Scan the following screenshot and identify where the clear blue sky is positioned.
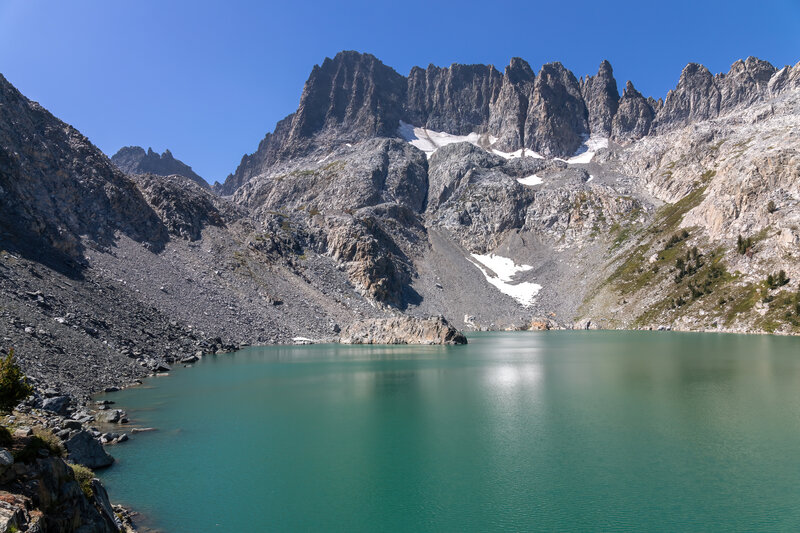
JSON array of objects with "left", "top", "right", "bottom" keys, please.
[{"left": 1, "top": 0, "right": 798, "bottom": 184}]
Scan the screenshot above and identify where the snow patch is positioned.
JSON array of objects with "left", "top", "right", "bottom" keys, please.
[
  {"left": 555, "top": 137, "right": 609, "bottom": 165},
  {"left": 492, "top": 148, "right": 544, "bottom": 160},
  {"left": 587, "top": 174, "right": 595, "bottom": 183},
  {"left": 516, "top": 174, "right": 543, "bottom": 186},
  {"left": 469, "top": 253, "right": 541, "bottom": 307},
  {"left": 398, "top": 121, "right": 481, "bottom": 158}
]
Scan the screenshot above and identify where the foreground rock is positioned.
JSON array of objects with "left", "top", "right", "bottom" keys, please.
[
  {"left": 339, "top": 316, "right": 467, "bottom": 345},
  {"left": 0, "top": 429, "right": 125, "bottom": 532}
]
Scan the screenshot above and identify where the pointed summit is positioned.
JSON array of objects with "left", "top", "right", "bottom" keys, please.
[
  {"left": 582, "top": 60, "right": 619, "bottom": 136},
  {"left": 611, "top": 80, "right": 655, "bottom": 143},
  {"left": 111, "top": 146, "right": 208, "bottom": 187}
]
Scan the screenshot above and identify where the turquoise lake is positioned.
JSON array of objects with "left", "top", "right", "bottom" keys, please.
[{"left": 98, "top": 331, "right": 800, "bottom": 532}]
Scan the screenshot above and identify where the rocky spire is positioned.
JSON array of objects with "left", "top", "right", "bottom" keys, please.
[
  {"left": 488, "top": 57, "right": 535, "bottom": 151},
  {"left": 768, "top": 60, "right": 800, "bottom": 95},
  {"left": 524, "top": 62, "right": 589, "bottom": 156},
  {"left": 611, "top": 81, "right": 655, "bottom": 143},
  {"left": 716, "top": 56, "right": 776, "bottom": 111},
  {"left": 582, "top": 60, "right": 619, "bottom": 137},
  {"left": 653, "top": 63, "right": 721, "bottom": 132}
]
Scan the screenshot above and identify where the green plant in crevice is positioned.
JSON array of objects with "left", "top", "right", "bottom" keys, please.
[{"left": 0, "top": 349, "right": 33, "bottom": 413}]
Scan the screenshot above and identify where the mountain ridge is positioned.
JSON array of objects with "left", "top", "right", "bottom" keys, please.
[
  {"left": 111, "top": 146, "right": 208, "bottom": 188},
  {"left": 219, "top": 51, "right": 799, "bottom": 195}
]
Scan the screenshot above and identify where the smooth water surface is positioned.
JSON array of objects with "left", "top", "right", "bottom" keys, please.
[{"left": 98, "top": 331, "right": 800, "bottom": 531}]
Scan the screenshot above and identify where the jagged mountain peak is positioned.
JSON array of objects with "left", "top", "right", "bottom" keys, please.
[
  {"left": 506, "top": 57, "right": 534, "bottom": 78},
  {"left": 111, "top": 145, "right": 208, "bottom": 188},
  {"left": 582, "top": 59, "right": 620, "bottom": 136},
  {"left": 220, "top": 52, "right": 798, "bottom": 195}
]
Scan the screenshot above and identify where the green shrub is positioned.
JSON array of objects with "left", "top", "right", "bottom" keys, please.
[
  {"left": 32, "top": 427, "right": 65, "bottom": 457},
  {"left": 736, "top": 234, "right": 754, "bottom": 255},
  {"left": 0, "top": 349, "right": 33, "bottom": 413},
  {"left": 70, "top": 463, "right": 95, "bottom": 499}
]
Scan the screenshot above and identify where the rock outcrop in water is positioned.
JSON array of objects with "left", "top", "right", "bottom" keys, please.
[{"left": 339, "top": 316, "right": 467, "bottom": 345}]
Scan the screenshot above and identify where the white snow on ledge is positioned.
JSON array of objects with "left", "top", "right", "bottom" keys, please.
[
  {"left": 398, "top": 121, "right": 481, "bottom": 157},
  {"left": 398, "top": 122, "right": 608, "bottom": 165},
  {"left": 469, "top": 253, "right": 542, "bottom": 307},
  {"left": 555, "top": 137, "right": 609, "bottom": 165},
  {"left": 516, "top": 174, "right": 543, "bottom": 186},
  {"left": 491, "top": 147, "right": 544, "bottom": 160}
]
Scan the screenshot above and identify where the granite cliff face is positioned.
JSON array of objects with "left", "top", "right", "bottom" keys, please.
[
  {"left": 213, "top": 51, "right": 800, "bottom": 336},
  {"left": 407, "top": 63, "right": 502, "bottom": 135},
  {"left": 581, "top": 60, "right": 619, "bottom": 137},
  {"left": 524, "top": 62, "right": 589, "bottom": 156},
  {"left": 488, "top": 58, "right": 535, "bottom": 151},
  {"left": 111, "top": 146, "right": 208, "bottom": 188},
  {"left": 222, "top": 52, "right": 799, "bottom": 197}
]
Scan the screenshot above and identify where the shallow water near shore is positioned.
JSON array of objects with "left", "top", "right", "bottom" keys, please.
[{"left": 98, "top": 331, "right": 800, "bottom": 531}]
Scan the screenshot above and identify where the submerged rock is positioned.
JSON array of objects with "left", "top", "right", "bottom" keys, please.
[{"left": 339, "top": 316, "right": 467, "bottom": 345}]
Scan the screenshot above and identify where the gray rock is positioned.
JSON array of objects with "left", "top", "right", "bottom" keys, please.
[
  {"left": 524, "top": 62, "right": 589, "bottom": 157},
  {"left": 0, "top": 448, "right": 13, "bottom": 466},
  {"left": 90, "top": 478, "right": 122, "bottom": 529},
  {"left": 64, "top": 430, "right": 114, "bottom": 469},
  {"left": 13, "top": 427, "right": 32, "bottom": 438},
  {"left": 612, "top": 81, "right": 655, "bottom": 143},
  {"left": 94, "top": 409, "right": 125, "bottom": 424},
  {"left": 581, "top": 60, "right": 619, "bottom": 137},
  {"left": 488, "top": 58, "right": 536, "bottom": 151},
  {"left": 41, "top": 395, "right": 71, "bottom": 415},
  {"left": 407, "top": 62, "right": 502, "bottom": 135}
]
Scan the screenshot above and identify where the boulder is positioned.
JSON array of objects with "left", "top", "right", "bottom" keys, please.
[
  {"left": 94, "top": 409, "right": 125, "bottom": 424},
  {"left": 64, "top": 431, "right": 114, "bottom": 469},
  {"left": 41, "top": 395, "right": 71, "bottom": 415},
  {"left": 0, "top": 448, "right": 13, "bottom": 467},
  {"left": 90, "top": 478, "right": 122, "bottom": 530}
]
